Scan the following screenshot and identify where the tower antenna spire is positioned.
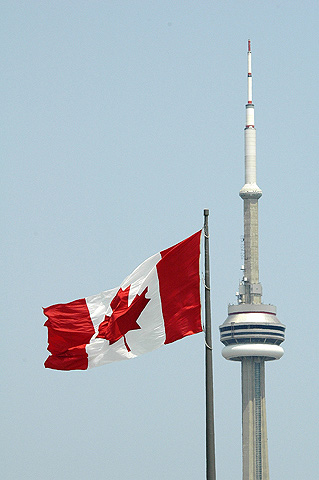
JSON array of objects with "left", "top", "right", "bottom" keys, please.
[
  {"left": 239, "top": 38, "right": 262, "bottom": 304},
  {"left": 219, "top": 41, "right": 286, "bottom": 480}
]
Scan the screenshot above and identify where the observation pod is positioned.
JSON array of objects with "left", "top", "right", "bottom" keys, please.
[{"left": 220, "top": 304, "right": 285, "bottom": 361}]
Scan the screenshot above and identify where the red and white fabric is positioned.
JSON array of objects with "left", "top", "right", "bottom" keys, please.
[{"left": 44, "top": 230, "right": 202, "bottom": 370}]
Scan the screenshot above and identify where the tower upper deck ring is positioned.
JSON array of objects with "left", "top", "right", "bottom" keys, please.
[{"left": 219, "top": 304, "right": 286, "bottom": 360}]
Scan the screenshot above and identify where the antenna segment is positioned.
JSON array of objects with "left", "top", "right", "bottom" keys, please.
[{"left": 239, "top": 39, "right": 262, "bottom": 304}]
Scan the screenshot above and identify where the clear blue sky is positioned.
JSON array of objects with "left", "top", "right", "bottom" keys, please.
[{"left": 2, "top": 2, "right": 318, "bottom": 479}]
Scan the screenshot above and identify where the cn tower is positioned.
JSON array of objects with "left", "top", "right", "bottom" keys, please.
[{"left": 219, "top": 41, "right": 286, "bottom": 480}]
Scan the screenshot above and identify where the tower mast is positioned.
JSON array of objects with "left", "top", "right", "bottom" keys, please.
[
  {"left": 239, "top": 38, "right": 262, "bottom": 304},
  {"left": 219, "top": 41, "right": 286, "bottom": 480}
]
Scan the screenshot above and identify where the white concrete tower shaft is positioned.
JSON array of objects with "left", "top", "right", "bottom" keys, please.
[{"left": 219, "top": 40, "right": 285, "bottom": 480}]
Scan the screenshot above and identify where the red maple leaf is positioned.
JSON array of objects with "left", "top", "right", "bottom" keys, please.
[{"left": 97, "top": 285, "right": 150, "bottom": 351}]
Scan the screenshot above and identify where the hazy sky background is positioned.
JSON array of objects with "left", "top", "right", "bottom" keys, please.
[{"left": 2, "top": 1, "right": 318, "bottom": 479}]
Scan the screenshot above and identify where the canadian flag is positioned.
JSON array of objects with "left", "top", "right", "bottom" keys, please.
[{"left": 44, "top": 231, "right": 202, "bottom": 370}]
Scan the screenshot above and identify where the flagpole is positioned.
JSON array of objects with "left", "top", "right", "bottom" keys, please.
[{"left": 204, "top": 209, "right": 216, "bottom": 480}]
